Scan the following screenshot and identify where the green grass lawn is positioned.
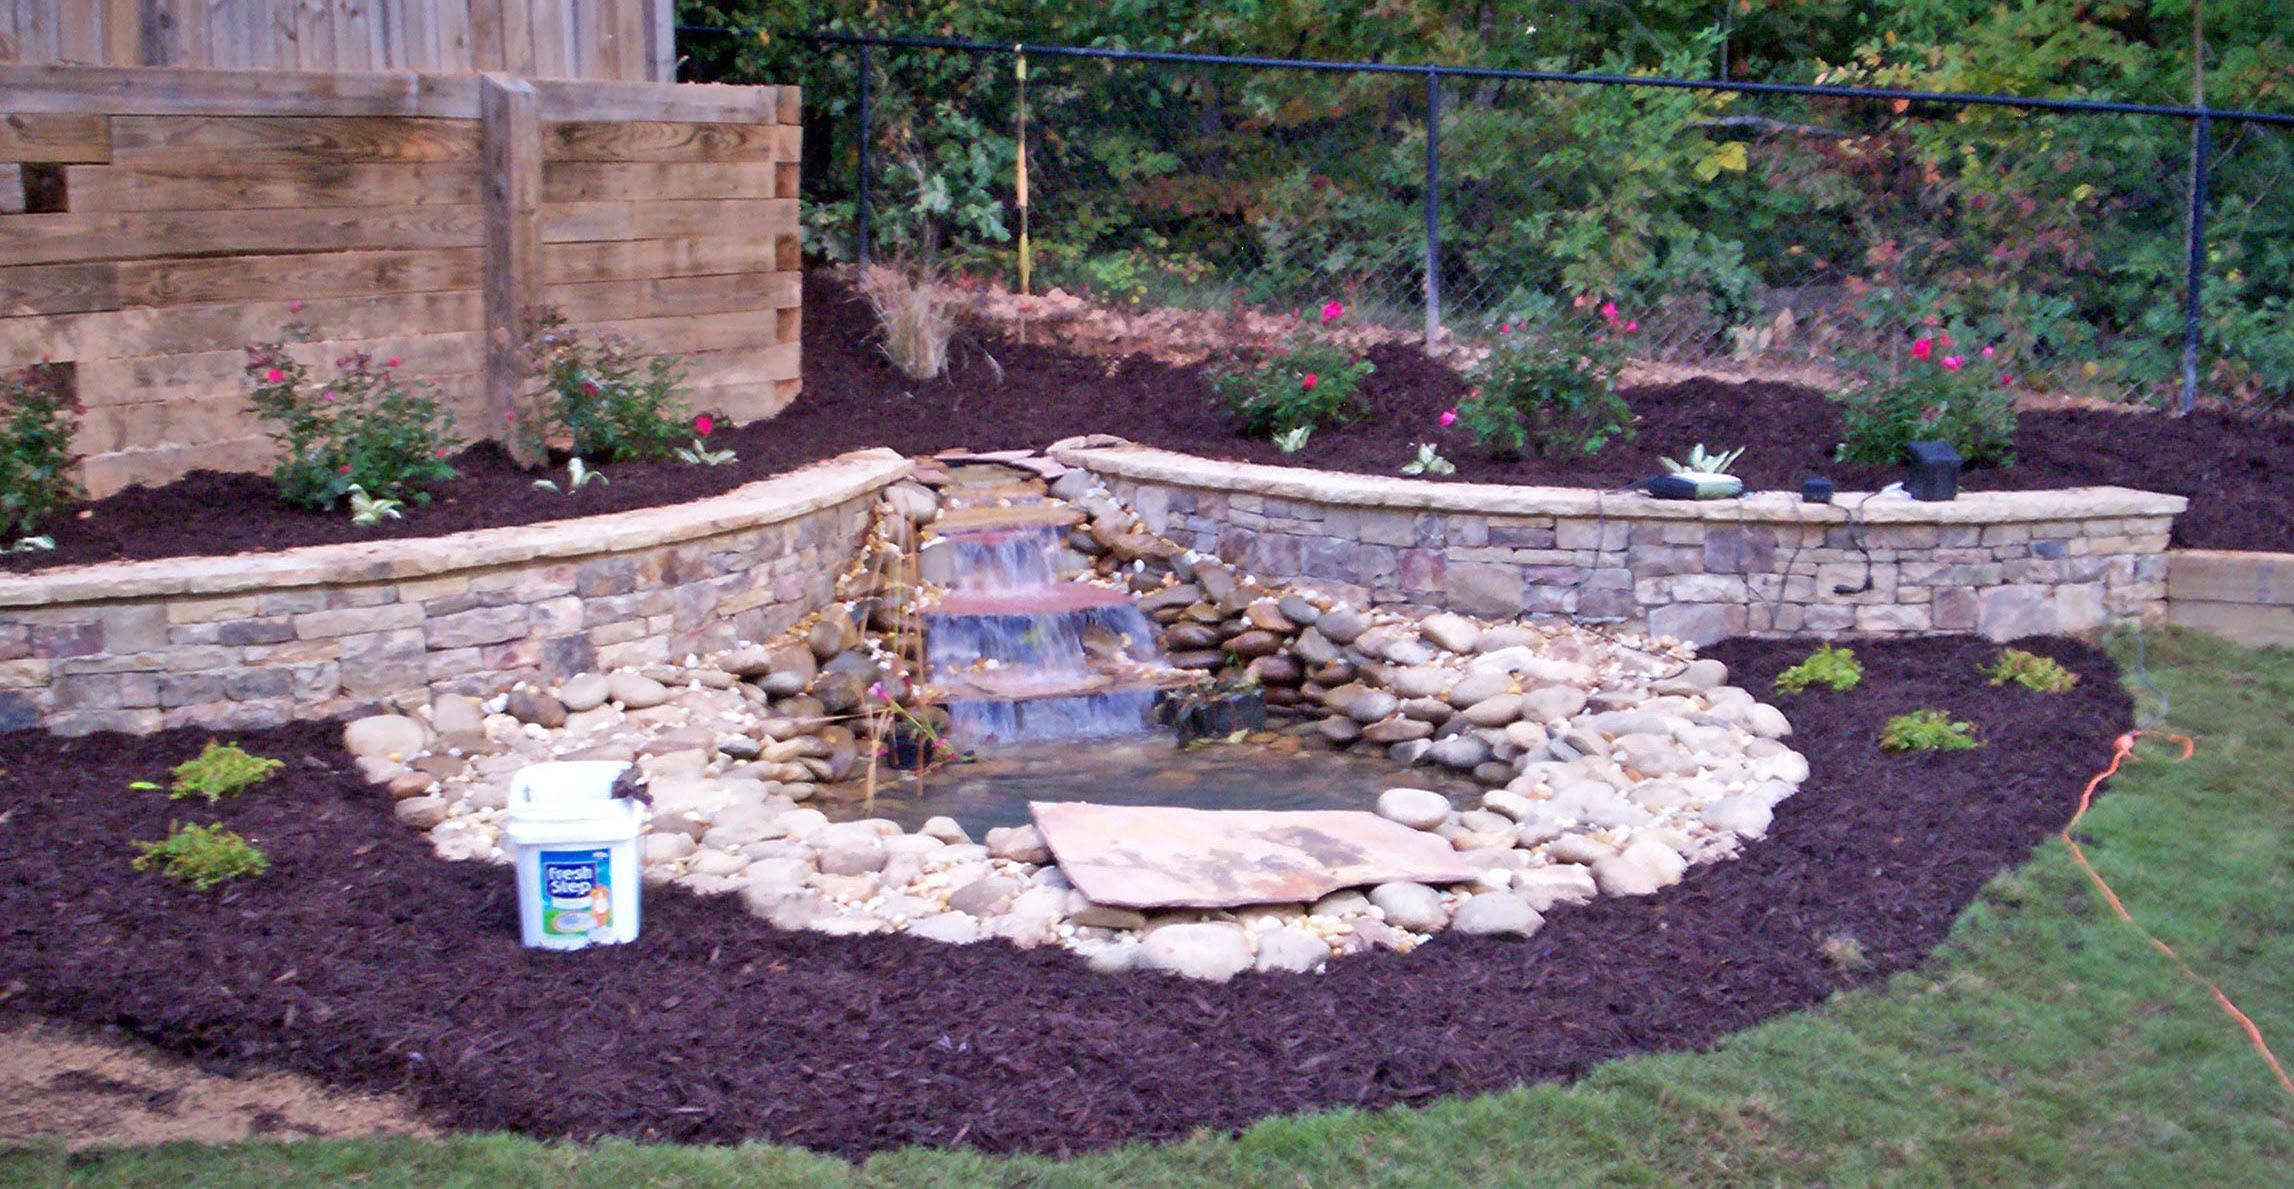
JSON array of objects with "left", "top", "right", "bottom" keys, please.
[{"left": 7, "top": 629, "right": 2290, "bottom": 1187}]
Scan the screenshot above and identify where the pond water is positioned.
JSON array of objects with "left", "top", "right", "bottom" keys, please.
[{"left": 815, "top": 725, "right": 1480, "bottom": 835}]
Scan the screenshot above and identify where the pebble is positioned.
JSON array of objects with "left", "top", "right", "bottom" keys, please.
[
  {"left": 1375, "top": 786, "right": 1451, "bottom": 830},
  {"left": 606, "top": 671, "right": 669, "bottom": 710},
  {"left": 1449, "top": 893, "right": 1543, "bottom": 937},
  {"left": 1368, "top": 881, "right": 1448, "bottom": 931},
  {"left": 1138, "top": 922, "right": 1255, "bottom": 982},
  {"left": 345, "top": 715, "right": 428, "bottom": 762}
]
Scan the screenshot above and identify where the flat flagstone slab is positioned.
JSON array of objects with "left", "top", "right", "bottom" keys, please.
[{"left": 1031, "top": 802, "right": 1476, "bottom": 909}]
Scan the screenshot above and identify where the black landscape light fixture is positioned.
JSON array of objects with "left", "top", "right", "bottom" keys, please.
[
  {"left": 1801, "top": 476, "right": 1834, "bottom": 504},
  {"left": 1902, "top": 440, "right": 1962, "bottom": 502}
]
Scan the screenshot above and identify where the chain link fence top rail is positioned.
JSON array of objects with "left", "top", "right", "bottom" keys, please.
[{"left": 685, "top": 28, "right": 2294, "bottom": 413}]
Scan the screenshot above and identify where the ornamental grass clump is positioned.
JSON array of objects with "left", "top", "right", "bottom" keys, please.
[
  {"left": 1833, "top": 329, "right": 2018, "bottom": 467},
  {"left": 1983, "top": 647, "right": 2080, "bottom": 693},
  {"left": 246, "top": 332, "right": 462, "bottom": 510},
  {"left": 1455, "top": 297, "right": 1634, "bottom": 458},
  {"left": 1213, "top": 300, "right": 1375, "bottom": 438},
  {"left": 167, "top": 741, "right": 283, "bottom": 804},
  {"left": 132, "top": 822, "right": 269, "bottom": 890},
  {"left": 0, "top": 363, "right": 81, "bottom": 541},
  {"left": 526, "top": 310, "right": 692, "bottom": 463},
  {"left": 1774, "top": 644, "right": 1864, "bottom": 694},
  {"left": 1880, "top": 709, "right": 1981, "bottom": 752},
  {"left": 859, "top": 263, "right": 959, "bottom": 381}
]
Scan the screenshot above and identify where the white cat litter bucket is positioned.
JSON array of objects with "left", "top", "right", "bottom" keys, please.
[{"left": 505, "top": 760, "right": 645, "bottom": 950}]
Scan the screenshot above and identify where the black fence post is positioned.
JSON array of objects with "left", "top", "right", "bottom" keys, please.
[
  {"left": 2178, "top": 112, "right": 2211, "bottom": 416},
  {"left": 1423, "top": 67, "right": 1442, "bottom": 345},
  {"left": 856, "top": 43, "right": 874, "bottom": 268}
]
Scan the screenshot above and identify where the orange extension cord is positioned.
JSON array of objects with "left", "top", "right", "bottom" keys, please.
[{"left": 2063, "top": 730, "right": 2294, "bottom": 1097}]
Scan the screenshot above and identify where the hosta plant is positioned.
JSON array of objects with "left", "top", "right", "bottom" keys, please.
[
  {"left": 1661, "top": 443, "right": 1745, "bottom": 475},
  {"left": 1399, "top": 442, "right": 1455, "bottom": 476},
  {"left": 674, "top": 415, "right": 737, "bottom": 467},
  {"left": 1272, "top": 426, "right": 1313, "bottom": 454},
  {"left": 533, "top": 457, "right": 606, "bottom": 494},
  {"left": 345, "top": 484, "right": 403, "bottom": 526}
]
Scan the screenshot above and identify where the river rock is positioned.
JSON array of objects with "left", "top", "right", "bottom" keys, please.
[
  {"left": 811, "top": 672, "right": 865, "bottom": 715},
  {"left": 1390, "top": 665, "right": 1453, "bottom": 699},
  {"left": 1362, "top": 717, "right": 1433, "bottom": 744},
  {"left": 1450, "top": 893, "right": 1543, "bottom": 937},
  {"left": 949, "top": 875, "right": 1024, "bottom": 916},
  {"left": 1138, "top": 922, "right": 1254, "bottom": 982},
  {"left": 718, "top": 645, "right": 774, "bottom": 678},
  {"left": 1226, "top": 629, "right": 1283, "bottom": 659},
  {"left": 1277, "top": 594, "right": 1321, "bottom": 625},
  {"left": 985, "top": 824, "right": 1052, "bottom": 864},
  {"left": 345, "top": 715, "right": 428, "bottom": 761},
  {"left": 1419, "top": 612, "right": 1482, "bottom": 653},
  {"left": 1428, "top": 733, "right": 1492, "bottom": 771},
  {"left": 1343, "top": 689, "right": 1401, "bottom": 724},
  {"left": 1461, "top": 694, "right": 1523, "bottom": 728},
  {"left": 1702, "top": 796, "right": 1775, "bottom": 838},
  {"left": 906, "top": 913, "right": 981, "bottom": 944},
  {"left": 1745, "top": 703, "right": 1792, "bottom": 738},
  {"left": 816, "top": 837, "right": 887, "bottom": 876},
  {"left": 1514, "top": 864, "right": 1599, "bottom": 910},
  {"left": 1317, "top": 716, "right": 1362, "bottom": 745},
  {"left": 1544, "top": 834, "right": 1619, "bottom": 865},
  {"left": 1518, "top": 685, "right": 1590, "bottom": 724},
  {"left": 607, "top": 671, "right": 669, "bottom": 710},
  {"left": 641, "top": 832, "right": 696, "bottom": 864},
  {"left": 392, "top": 794, "right": 448, "bottom": 830},
  {"left": 1369, "top": 881, "right": 1448, "bottom": 931},
  {"left": 1316, "top": 606, "right": 1371, "bottom": 644},
  {"left": 502, "top": 687, "right": 566, "bottom": 729},
  {"left": 1254, "top": 926, "right": 1330, "bottom": 974},
  {"left": 1592, "top": 837, "right": 1689, "bottom": 896},
  {"left": 1375, "top": 786, "right": 1451, "bottom": 830},
  {"left": 430, "top": 694, "right": 484, "bottom": 737},
  {"left": 1679, "top": 658, "right": 1728, "bottom": 689},
  {"left": 920, "top": 815, "right": 971, "bottom": 845},
  {"left": 556, "top": 672, "right": 611, "bottom": 712},
  {"left": 1068, "top": 895, "right": 1148, "bottom": 931},
  {"left": 808, "top": 606, "right": 862, "bottom": 660}
]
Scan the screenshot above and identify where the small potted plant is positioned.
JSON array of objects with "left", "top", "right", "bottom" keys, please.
[{"left": 1650, "top": 443, "right": 1745, "bottom": 500}]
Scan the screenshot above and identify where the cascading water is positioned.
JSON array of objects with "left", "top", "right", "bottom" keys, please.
[{"left": 923, "top": 521, "right": 1185, "bottom": 744}]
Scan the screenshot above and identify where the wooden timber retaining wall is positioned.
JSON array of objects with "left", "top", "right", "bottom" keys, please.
[
  {"left": 1, "top": 63, "right": 800, "bottom": 495},
  {"left": 0, "top": 1, "right": 675, "bottom": 82}
]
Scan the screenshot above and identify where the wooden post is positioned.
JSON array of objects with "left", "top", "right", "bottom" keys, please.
[{"left": 481, "top": 72, "right": 544, "bottom": 467}]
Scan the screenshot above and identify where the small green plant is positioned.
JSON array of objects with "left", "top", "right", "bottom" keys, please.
[
  {"left": 1455, "top": 298, "right": 1635, "bottom": 458},
  {"left": 1880, "top": 709, "right": 1981, "bottom": 752},
  {"left": 131, "top": 822, "right": 270, "bottom": 890},
  {"left": 0, "top": 363, "right": 83, "bottom": 539},
  {"left": 1983, "top": 648, "right": 2080, "bottom": 693},
  {"left": 533, "top": 457, "right": 606, "bottom": 494},
  {"left": 1774, "top": 644, "right": 1864, "bottom": 693},
  {"left": 1398, "top": 442, "right": 1455, "bottom": 476},
  {"left": 526, "top": 310, "right": 692, "bottom": 463},
  {"left": 1213, "top": 301, "right": 1375, "bottom": 436},
  {"left": 167, "top": 740, "right": 283, "bottom": 803},
  {"left": 1271, "top": 426, "right": 1312, "bottom": 454},
  {"left": 1661, "top": 443, "right": 1745, "bottom": 475},
  {"left": 673, "top": 415, "right": 737, "bottom": 466},
  {"left": 1818, "top": 931, "right": 1871, "bottom": 973},
  {"left": 245, "top": 334, "right": 461, "bottom": 510},
  {"left": 1833, "top": 330, "right": 2017, "bottom": 467},
  {"left": 345, "top": 484, "right": 403, "bottom": 526}
]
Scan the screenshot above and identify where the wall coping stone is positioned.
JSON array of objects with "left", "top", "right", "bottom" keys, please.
[
  {"left": 1048, "top": 440, "right": 2187, "bottom": 526},
  {"left": 0, "top": 449, "right": 911, "bottom": 609}
]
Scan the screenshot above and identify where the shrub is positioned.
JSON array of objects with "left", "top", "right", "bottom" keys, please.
[
  {"left": 1983, "top": 648, "right": 2080, "bottom": 693},
  {"left": 1455, "top": 298, "right": 1634, "bottom": 458},
  {"left": 526, "top": 311, "right": 692, "bottom": 463},
  {"left": 1879, "top": 709, "right": 1981, "bottom": 752},
  {"left": 1833, "top": 331, "right": 2018, "bottom": 467},
  {"left": 1774, "top": 643, "right": 1863, "bottom": 693},
  {"left": 1212, "top": 302, "right": 1375, "bottom": 438},
  {"left": 131, "top": 821, "right": 269, "bottom": 890},
  {"left": 858, "top": 264, "right": 960, "bottom": 381},
  {"left": 246, "top": 336, "right": 461, "bottom": 510},
  {"left": 0, "top": 364, "right": 82, "bottom": 539},
  {"left": 168, "top": 741, "right": 283, "bottom": 803}
]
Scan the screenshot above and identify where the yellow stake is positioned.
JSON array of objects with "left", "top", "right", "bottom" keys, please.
[{"left": 1015, "top": 48, "right": 1032, "bottom": 296}]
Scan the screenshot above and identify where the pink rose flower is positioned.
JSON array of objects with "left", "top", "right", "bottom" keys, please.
[
  {"left": 1439, "top": 408, "right": 1458, "bottom": 427},
  {"left": 694, "top": 414, "right": 715, "bottom": 437},
  {"left": 384, "top": 357, "right": 401, "bottom": 368},
  {"left": 1599, "top": 301, "right": 1619, "bottom": 322},
  {"left": 1320, "top": 300, "right": 1345, "bottom": 324},
  {"left": 1941, "top": 355, "right": 1965, "bottom": 371},
  {"left": 1980, "top": 345, "right": 1995, "bottom": 358},
  {"left": 1499, "top": 321, "right": 1513, "bottom": 334},
  {"left": 1623, "top": 319, "right": 1639, "bottom": 333},
  {"left": 1911, "top": 338, "right": 1933, "bottom": 360},
  {"left": 338, "top": 465, "right": 352, "bottom": 474},
  {"left": 1999, "top": 373, "right": 2017, "bottom": 387},
  {"left": 1301, "top": 373, "right": 1320, "bottom": 390},
  {"left": 264, "top": 368, "right": 284, "bottom": 383}
]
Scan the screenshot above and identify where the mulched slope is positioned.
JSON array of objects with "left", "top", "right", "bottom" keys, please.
[
  {"left": 11, "top": 273, "right": 2287, "bottom": 573},
  {"left": 0, "top": 635, "right": 2128, "bottom": 1158}
]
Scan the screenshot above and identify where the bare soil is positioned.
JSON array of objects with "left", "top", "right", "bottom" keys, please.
[{"left": 0, "top": 635, "right": 2131, "bottom": 1157}]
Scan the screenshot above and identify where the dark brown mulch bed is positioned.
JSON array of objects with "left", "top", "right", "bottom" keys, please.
[
  {"left": 11, "top": 272, "right": 2288, "bottom": 573},
  {"left": 0, "top": 635, "right": 2128, "bottom": 1157}
]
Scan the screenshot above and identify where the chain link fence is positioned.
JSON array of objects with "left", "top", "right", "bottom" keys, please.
[{"left": 690, "top": 30, "right": 2294, "bottom": 413}]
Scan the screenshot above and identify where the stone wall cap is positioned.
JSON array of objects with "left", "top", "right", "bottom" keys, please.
[
  {"left": 0, "top": 449, "right": 911, "bottom": 608},
  {"left": 1050, "top": 442, "right": 2188, "bottom": 526}
]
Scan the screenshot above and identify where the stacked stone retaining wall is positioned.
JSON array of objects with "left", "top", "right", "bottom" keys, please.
[
  {"left": 0, "top": 450, "right": 907, "bottom": 735},
  {"left": 1052, "top": 442, "right": 2185, "bottom": 645}
]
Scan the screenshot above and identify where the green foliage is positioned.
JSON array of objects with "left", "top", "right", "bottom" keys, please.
[
  {"left": 0, "top": 364, "right": 82, "bottom": 539},
  {"left": 1211, "top": 308, "right": 1375, "bottom": 436},
  {"left": 526, "top": 312, "right": 692, "bottom": 464},
  {"left": 1879, "top": 708, "right": 1981, "bottom": 752},
  {"left": 131, "top": 821, "right": 269, "bottom": 890},
  {"left": 245, "top": 333, "right": 461, "bottom": 511},
  {"left": 1984, "top": 647, "right": 2081, "bottom": 693},
  {"left": 167, "top": 741, "right": 283, "bottom": 803},
  {"left": 1774, "top": 644, "right": 1864, "bottom": 694},
  {"left": 1456, "top": 298, "right": 1635, "bottom": 458},
  {"left": 1833, "top": 329, "right": 2019, "bottom": 466}
]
